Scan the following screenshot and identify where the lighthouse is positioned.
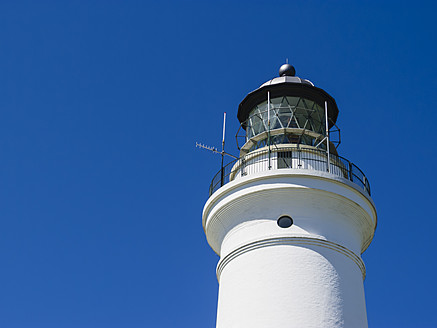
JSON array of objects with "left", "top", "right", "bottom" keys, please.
[{"left": 202, "top": 64, "right": 377, "bottom": 328}]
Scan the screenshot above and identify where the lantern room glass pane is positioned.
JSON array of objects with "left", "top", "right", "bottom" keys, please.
[{"left": 245, "top": 96, "right": 327, "bottom": 147}]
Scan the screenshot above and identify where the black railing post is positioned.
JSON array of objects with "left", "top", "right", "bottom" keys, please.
[
  {"left": 241, "top": 157, "right": 246, "bottom": 176},
  {"left": 349, "top": 162, "right": 353, "bottom": 182},
  {"left": 298, "top": 147, "right": 302, "bottom": 168}
]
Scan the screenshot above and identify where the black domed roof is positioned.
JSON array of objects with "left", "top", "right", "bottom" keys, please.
[{"left": 237, "top": 67, "right": 339, "bottom": 129}]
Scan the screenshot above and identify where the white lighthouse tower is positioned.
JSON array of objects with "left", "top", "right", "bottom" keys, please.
[{"left": 202, "top": 64, "right": 377, "bottom": 328}]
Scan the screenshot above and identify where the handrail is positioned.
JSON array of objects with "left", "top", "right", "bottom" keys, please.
[{"left": 209, "top": 146, "right": 371, "bottom": 197}]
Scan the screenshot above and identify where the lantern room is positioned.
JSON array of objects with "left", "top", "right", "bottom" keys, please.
[{"left": 236, "top": 64, "right": 339, "bottom": 155}]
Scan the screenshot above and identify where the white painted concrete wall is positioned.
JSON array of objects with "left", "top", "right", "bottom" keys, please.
[
  {"left": 203, "top": 170, "right": 376, "bottom": 328},
  {"left": 217, "top": 243, "right": 367, "bottom": 328}
]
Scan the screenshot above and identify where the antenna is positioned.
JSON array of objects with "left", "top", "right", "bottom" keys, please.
[
  {"left": 220, "top": 113, "right": 226, "bottom": 185},
  {"left": 195, "top": 142, "right": 218, "bottom": 153},
  {"left": 222, "top": 112, "right": 226, "bottom": 153},
  {"left": 325, "top": 101, "right": 330, "bottom": 173},
  {"left": 195, "top": 112, "right": 238, "bottom": 160},
  {"left": 196, "top": 112, "right": 237, "bottom": 188},
  {"left": 195, "top": 142, "right": 238, "bottom": 159}
]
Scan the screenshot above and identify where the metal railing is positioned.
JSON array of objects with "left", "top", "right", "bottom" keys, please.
[{"left": 208, "top": 146, "right": 371, "bottom": 197}]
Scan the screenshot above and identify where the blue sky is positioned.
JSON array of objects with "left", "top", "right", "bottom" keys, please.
[{"left": 0, "top": 1, "right": 436, "bottom": 327}]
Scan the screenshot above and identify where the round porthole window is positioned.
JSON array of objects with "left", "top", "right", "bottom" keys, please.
[{"left": 277, "top": 216, "right": 293, "bottom": 228}]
